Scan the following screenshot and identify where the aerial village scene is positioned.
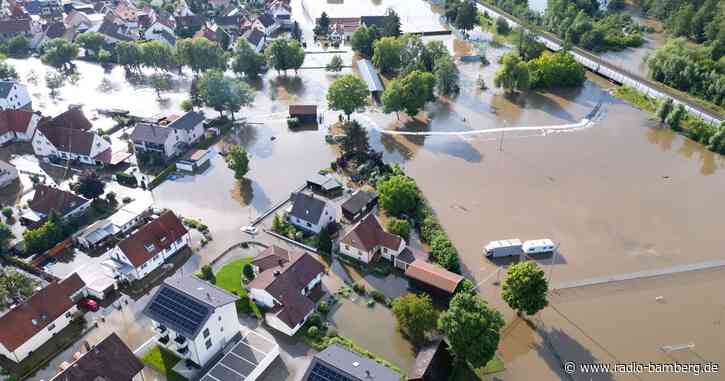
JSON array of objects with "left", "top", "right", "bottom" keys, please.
[{"left": 0, "top": 0, "right": 724, "bottom": 379}]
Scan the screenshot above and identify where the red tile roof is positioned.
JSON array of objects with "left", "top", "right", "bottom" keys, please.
[
  {"left": 29, "top": 185, "right": 89, "bottom": 217},
  {"left": 340, "top": 213, "right": 403, "bottom": 253},
  {"left": 117, "top": 211, "right": 188, "bottom": 268},
  {"left": 42, "top": 109, "right": 93, "bottom": 131},
  {"left": 0, "top": 110, "right": 34, "bottom": 135},
  {"left": 0, "top": 274, "right": 85, "bottom": 352},
  {"left": 404, "top": 260, "right": 463, "bottom": 294}
]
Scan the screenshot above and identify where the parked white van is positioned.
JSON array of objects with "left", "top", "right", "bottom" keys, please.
[{"left": 521, "top": 239, "right": 558, "bottom": 255}]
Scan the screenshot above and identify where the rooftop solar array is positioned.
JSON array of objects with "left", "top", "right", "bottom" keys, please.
[
  {"left": 306, "top": 363, "right": 355, "bottom": 381},
  {"left": 201, "top": 331, "right": 279, "bottom": 381},
  {"left": 145, "top": 286, "right": 211, "bottom": 338}
]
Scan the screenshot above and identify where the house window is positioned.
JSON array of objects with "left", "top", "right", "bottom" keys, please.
[
  {"left": 203, "top": 328, "right": 210, "bottom": 338},
  {"left": 306, "top": 222, "right": 311, "bottom": 228},
  {"left": 47, "top": 324, "right": 56, "bottom": 331},
  {"left": 218, "top": 316, "right": 222, "bottom": 321},
  {"left": 65, "top": 312, "right": 71, "bottom": 318},
  {"left": 205, "top": 339, "right": 212, "bottom": 349}
]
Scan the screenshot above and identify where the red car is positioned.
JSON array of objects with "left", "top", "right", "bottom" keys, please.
[{"left": 78, "top": 298, "right": 99, "bottom": 312}]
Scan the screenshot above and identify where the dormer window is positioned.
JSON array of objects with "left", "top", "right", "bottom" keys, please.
[{"left": 144, "top": 243, "right": 156, "bottom": 252}]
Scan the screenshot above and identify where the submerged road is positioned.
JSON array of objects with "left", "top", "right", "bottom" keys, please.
[{"left": 472, "top": 0, "right": 723, "bottom": 125}]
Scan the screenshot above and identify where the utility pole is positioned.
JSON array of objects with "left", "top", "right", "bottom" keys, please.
[{"left": 498, "top": 120, "right": 506, "bottom": 152}]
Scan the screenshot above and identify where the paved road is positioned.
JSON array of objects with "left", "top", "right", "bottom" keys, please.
[{"left": 472, "top": 0, "right": 723, "bottom": 125}]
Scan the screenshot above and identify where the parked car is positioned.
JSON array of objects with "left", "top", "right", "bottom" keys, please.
[{"left": 78, "top": 298, "right": 99, "bottom": 312}]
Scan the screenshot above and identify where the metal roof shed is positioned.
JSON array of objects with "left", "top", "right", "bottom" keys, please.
[{"left": 356, "top": 59, "right": 384, "bottom": 93}]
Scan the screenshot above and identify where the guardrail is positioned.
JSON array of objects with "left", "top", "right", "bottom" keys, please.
[{"left": 473, "top": 0, "right": 723, "bottom": 125}]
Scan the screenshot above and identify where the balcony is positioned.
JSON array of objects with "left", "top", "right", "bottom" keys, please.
[
  {"left": 156, "top": 324, "right": 167, "bottom": 334},
  {"left": 174, "top": 335, "right": 187, "bottom": 347},
  {"left": 158, "top": 334, "right": 170, "bottom": 345}
]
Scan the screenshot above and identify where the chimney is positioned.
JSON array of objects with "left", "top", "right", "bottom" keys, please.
[
  {"left": 278, "top": 259, "right": 284, "bottom": 267},
  {"left": 206, "top": 292, "right": 212, "bottom": 301},
  {"left": 365, "top": 370, "right": 372, "bottom": 379},
  {"left": 83, "top": 340, "right": 92, "bottom": 352}
]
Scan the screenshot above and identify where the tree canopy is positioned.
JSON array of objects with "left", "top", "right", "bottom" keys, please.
[
  {"left": 377, "top": 175, "right": 419, "bottom": 217},
  {"left": 198, "top": 70, "right": 253, "bottom": 118},
  {"left": 340, "top": 121, "right": 370, "bottom": 156},
  {"left": 232, "top": 39, "right": 266, "bottom": 79},
  {"left": 351, "top": 25, "right": 380, "bottom": 57},
  {"left": 501, "top": 261, "right": 549, "bottom": 316},
  {"left": 326, "top": 74, "right": 369, "bottom": 120},
  {"left": 438, "top": 293, "right": 505, "bottom": 368},
  {"left": 434, "top": 56, "right": 460, "bottom": 97},
  {"left": 392, "top": 293, "right": 438, "bottom": 346},
  {"left": 41, "top": 39, "right": 79, "bottom": 71},
  {"left": 382, "top": 8, "right": 402, "bottom": 37},
  {"left": 226, "top": 144, "right": 250, "bottom": 179},
  {"left": 382, "top": 70, "right": 435, "bottom": 118},
  {"left": 176, "top": 38, "right": 227, "bottom": 73},
  {"left": 372, "top": 37, "right": 404, "bottom": 74},
  {"left": 494, "top": 52, "right": 530, "bottom": 93},
  {"left": 76, "top": 32, "right": 105, "bottom": 57},
  {"left": 265, "top": 38, "right": 305, "bottom": 75},
  {"left": 527, "top": 51, "right": 585, "bottom": 89},
  {"left": 72, "top": 172, "right": 106, "bottom": 199}
]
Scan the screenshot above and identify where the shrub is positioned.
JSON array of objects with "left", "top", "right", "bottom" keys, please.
[
  {"left": 1, "top": 207, "right": 12, "bottom": 219},
  {"left": 317, "top": 301, "right": 330, "bottom": 315},
  {"left": 352, "top": 282, "right": 366, "bottom": 295},
  {"left": 366, "top": 299, "right": 375, "bottom": 307},
  {"left": 308, "top": 313, "right": 323, "bottom": 327},
  {"left": 287, "top": 117, "right": 300, "bottom": 128},
  {"left": 122, "top": 196, "right": 133, "bottom": 204},
  {"left": 495, "top": 17, "right": 510, "bottom": 34},
  {"left": 385, "top": 217, "right": 410, "bottom": 240},
  {"left": 115, "top": 172, "right": 137, "bottom": 187},
  {"left": 243, "top": 263, "right": 255, "bottom": 281},
  {"left": 370, "top": 290, "right": 387, "bottom": 305},
  {"left": 307, "top": 326, "right": 319, "bottom": 338},
  {"left": 199, "top": 265, "right": 216, "bottom": 283}
]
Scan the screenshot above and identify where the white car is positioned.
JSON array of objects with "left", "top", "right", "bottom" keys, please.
[{"left": 241, "top": 226, "right": 258, "bottom": 235}]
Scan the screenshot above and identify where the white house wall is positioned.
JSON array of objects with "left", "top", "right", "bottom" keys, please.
[{"left": 0, "top": 305, "right": 79, "bottom": 362}]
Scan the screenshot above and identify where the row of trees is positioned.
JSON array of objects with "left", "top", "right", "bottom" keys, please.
[
  {"left": 656, "top": 98, "right": 725, "bottom": 155},
  {"left": 495, "top": 48, "right": 586, "bottom": 94},
  {"left": 392, "top": 261, "right": 549, "bottom": 368}
]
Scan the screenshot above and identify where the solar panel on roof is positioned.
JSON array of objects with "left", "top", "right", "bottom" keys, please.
[
  {"left": 146, "top": 287, "right": 210, "bottom": 337},
  {"left": 307, "top": 363, "right": 356, "bottom": 381}
]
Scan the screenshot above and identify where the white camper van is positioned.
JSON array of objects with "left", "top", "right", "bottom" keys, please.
[
  {"left": 521, "top": 239, "right": 558, "bottom": 255},
  {"left": 484, "top": 239, "right": 523, "bottom": 258}
]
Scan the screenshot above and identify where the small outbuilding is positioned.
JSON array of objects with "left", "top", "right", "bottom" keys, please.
[
  {"left": 407, "top": 337, "right": 454, "bottom": 381},
  {"left": 176, "top": 148, "right": 210, "bottom": 173},
  {"left": 306, "top": 173, "right": 342, "bottom": 198},
  {"left": 405, "top": 259, "right": 464, "bottom": 306},
  {"left": 289, "top": 105, "right": 318, "bottom": 124},
  {"left": 340, "top": 190, "right": 378, "bottom": 222},
  {"left": 356, "top": 59, "right": 384, "bottom": 94}
]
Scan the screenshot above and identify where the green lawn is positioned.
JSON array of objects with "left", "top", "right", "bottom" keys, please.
[
  {"left": 141, "top": 345, "right": 186, "bottom": 381},
  {"left": 215, "top": 257, "right": 261, "bottom": 318},
  {"left": 449, "top": 356, "right": 506, "bottom": 381}
]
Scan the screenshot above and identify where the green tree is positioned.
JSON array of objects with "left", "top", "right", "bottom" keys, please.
[
  {"left": 372, "top": 36, "right": 404, "bottom": 74},
  {"left": 318, "top": 225, "right": 333, "bottom": 254},
  {"left": 140, "top": 40, "right": 176, "bottom": 71},
  {"left": 392, "top": 293, "right": 438, "bottom": 346},
  {"left": 232, "top": 40, "right": 266, "bottom": 79},
  {"left": 45, "top": 71, "right": 65, "bottom": 96},
  {"left": 176, "top": 38, "right": 227, "bottom": 74},
  {"left": 226, "top": 144, "right": 250, "bottom": 179},
  {"left": 23, "top": 212, "right": 69, "bottom": 255},
  {"left": 708, "top": 125, "right": 725, "bottom": 154},
  {"left": 377, "top": 175, "right": 419, "bottom": 217},
  {"left": 148, "top": 73, "right": 172, "bottom": 99},
  {"left": 527, "top": 51, "right": 585, "bottom": 89},
  {"left": 0, "top": 61, "right": 18, "bottom": 81},
  {"left": 438, "top": 293, "right": 505, "bottom": 368},
  {"left": 243, "top": 263, "right": 255, "bottom": 280},
  {"left": 198, "top": 70, "right": 253, "bottom": 118},
  {"left": 494, "top": 52, "right": 529, "bottom": 94},
  {"left": 97, "top": 49, "right": 112, "bottom": 64},
  {"left": 454, "top": 1, "right": 477, "bottom": 32},
  {"left": 115, "top": 41, "right": 143, "bottom": 72},
  {"left": 41, "top": 39, "right": 79, "bottom": 71},
  {"left": 501, "top": 261, "right": 549, "bottom": 316},
  {"left": 325, "top": 55, "right": 344, "bottom": 72},
  {"left": 0, "top": 222, "right": 13, "bottom": 251},
  {"left": 513, "top": 28, "right": 545, "bottom": 61},
  {"left": 665, "top": 104, "right": 686, "bottom": 131},
  {"left": 656, "top": 98, "right": 674, "bottom": 123},
  {"left": 385, "top": 217, "right": 410, "bottom": 240},
  {"left": 76, "top": 32, "right": 105, "bottom": 58},
  {"left": 340, "top": 120, "right": 370, "bottom": 156},
  {"left": 180, "top": 99, "right": 194, "bottom": 112},
  {"left": 72, "top": 172, "right": 105, "bottom": 199},
  {"left": 495, "top": 16, "right": 510, "bottom": 34},
  {"left": 382, "top": 8, "right": 402, "bottom": 37},
  {"left": 5, "top": 35, "right": 30, "bottom": 57},
  {"left": 327, "top": 74, "right": 369, "bottom": 120},
  {"left": 434, "top": 56, "right": 460, "bottom": 97},
  {"left": 430, "top": 231, "right": 460, "bottom": 272},
  {"left": 265, "top": 38, "right": 305, "bottom": 76},
  {"left": 291, "top": 21, "right": 302, "bottom": 41},
  {"left": 382, "top": 70, "right": 435, "bottom": 118},
  {"left": 0, "top": 270, "right": 37, "bottom": 305},
  {"left": 315, "top": 11, "right": 331, "bottom": 36},
  {"left": 351, "top": 25, "right": 380, "bottom": 57}
]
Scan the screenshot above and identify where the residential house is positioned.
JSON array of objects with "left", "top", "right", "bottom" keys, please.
[
  {"left": 0, "top": 274, "right": 86, "bottom": 363},
  {"left": 0, "top": 160, "right": 19, "bottom": 188},
  {"left": 32, "top": 21, "right": 74, "bottom": 49},
  {"left": 0, "top": 81, "right": 32, "bottom": 110},
  {"left": 143, "top": 275, "right": 239, "bottom": 367},
  {"left": 301, "top": 344, "right": 400, "bottom": 381},
  {"left": 130, "top": 123, "right": 175, "bottom": 159},
  {"left": 287, "top": 192, "right": 336, "bottom": 234},
  {"left": 144, "top": 19, "right": 176, "bottom": 46},
  {"left": 50, "top": 333, "right": 145, "bottom": 381},
  {"left": 165, "top": 110, "right": 204, "bottom": 147},
  {"left": 339, "top": 213, "right": 406, "bottom": 265},
  {"left": 0, "top": 109, "right": 40, "bottom": 144},
  {"left": 254, "top": 13, "right": 279, "bottom": 36},
  {"left": 32, "top": 109, "right": 112, "bottom": 165},
  {"left": 248, "top": 246, "right": 325, "bottom": 336},
  {"left": 94, "top": 15, "right": 138, "bottom": 44},
  {"left": 105, "top": 0, "right": 139, "bottom": 30},
  {"left": 109, "top": 211, "right": 189, "bottom": 281},
  {"left": 266, "top": 0, "right": 291, "bottom": 27},
  {"left": 340, "top": 190, "right": 378, "bottom": 222},
  {"left": 20, "top": 184, "right": 91, "bottom": 226},
  {"left": 22, "top": 0, "right": 63, "bottom": 19},
  {"left": 176, "top": 148, "right": 210, "bottom": 173},
  {"left": 404, "top": 259, "right": 464, "bottom": 305},
  {"left": 328, "top": 17, "right": 360, "bottom": 42},
  {"left": 64, "top": 10, "right": 94, "bottom": 33},
  {"left": 244, "top": 27, "right": 265, "bottom": 53},
  {"left": 175, "top": 14, "right": 204, "bottom": 35},
  {"left": 360, "top": 15, "right": 386, "bottom": 29},
  {"left": 193, "top": 23, "right": 230, "bottom": 47}
]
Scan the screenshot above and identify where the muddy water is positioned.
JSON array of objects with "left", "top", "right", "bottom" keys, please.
[{"left": 327, "top": 298, "right": 415, "bottom": 369}]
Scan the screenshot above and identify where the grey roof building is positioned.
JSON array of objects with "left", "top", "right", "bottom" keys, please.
[
  {"left": 167, "top": 111, "right": 204, "bottom": 131},
  {"left": 130, "top": 123, "right": 172, "bottom": 145},
  {"left": 302, "top": 345, "right": 400, "bottom": 381},
  {"left": 290, "top": 192, "right": 326, "bottom": 225},
  {"left": 340, "top": 190, "right": 378, "bottom": 221},
  {"left": 356, "top": 59, "right": 383, "bottom": 93},
  {"left": 144, "top": 276, "right": 238, "bottom": 339}
]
